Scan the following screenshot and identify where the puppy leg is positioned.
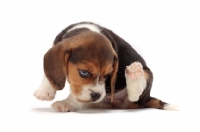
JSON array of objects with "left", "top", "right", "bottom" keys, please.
[
  {"left": 125, "top": 62, "right": 147, "bottom": 102},
  {"left": 51, "top": 94, "right": 86, "bottom": 112},
  {"left": 144, "top": 97, "right": 178, "bottom": 111},
  {"left": 34, "top": 75, "right": 56, "bottom": 101}
]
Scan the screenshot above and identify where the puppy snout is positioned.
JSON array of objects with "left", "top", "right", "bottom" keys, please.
[{"left": 91, "top": 92, "right": 101, "bottom": 101}]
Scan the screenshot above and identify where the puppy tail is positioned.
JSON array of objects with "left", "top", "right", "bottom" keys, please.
[
  {"left": 138, "top": 68, "right": 178, "bottom": 111},
  {"left": 143, "top": 97, "right": 179, "bottom": 111}
]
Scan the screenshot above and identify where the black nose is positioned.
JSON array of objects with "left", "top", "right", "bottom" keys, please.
[{"left": 91, "top": 93, "right": 101, "bottom": 101}]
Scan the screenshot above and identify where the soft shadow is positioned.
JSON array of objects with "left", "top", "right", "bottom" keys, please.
[
  {"left": 31, "top": 107, "right": 56, "bottom": 113},
  {"left": 123, "top": 108, "right": 151, "bottom": 112},
  {"left": 31, "top": 107, "right": 152, "bottom": 114},
  {"left": 76, "top": 108, "right": 150, "bottom": 114},
  {"left": 76, "top": 108, "right": 114, "bottom": 114}
]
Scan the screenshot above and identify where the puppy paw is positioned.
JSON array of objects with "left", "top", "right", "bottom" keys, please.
[
  {"left": 125, "top": 62, "right": 146, "bottom": 102},
  {"left": 34, "top": 87, "right": 56, "bottom": 101},
  {"left": 51, "top": 101, "right": 73, "bottom": 112},
  {"left": 34, "top": 76, "right": 56, "bottom": 101},
  {"left": 125, "top": 62, "right": 143, "bottom": 80}
]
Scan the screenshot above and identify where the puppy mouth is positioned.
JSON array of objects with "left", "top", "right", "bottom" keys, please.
[
  {"left": 76, "top": 92, "right": 106, "bottom": 103},
  {"left": 71, "top": 82, "right": 106, "bottom": 103}
]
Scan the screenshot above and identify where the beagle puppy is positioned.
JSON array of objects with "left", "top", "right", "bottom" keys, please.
[{"left": 34, "top": 22, "right": 178, "bottom": 112}]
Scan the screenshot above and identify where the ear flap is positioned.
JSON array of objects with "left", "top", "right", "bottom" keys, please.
[
  {"left": 110, "top": 52, "right": 118, "bottom": 103},
  {"left": 43, "top": 42, "right": 72, "bottom": 90}
]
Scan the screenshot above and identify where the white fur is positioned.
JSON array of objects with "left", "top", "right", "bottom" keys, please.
[
  {"left": 51, "top": 75, "right": 106, "bottom": 112},
  {"left": 67, "top": 23, "right": 101, "bottom": 33},
  {"left": 80, "top": 82, "right": 106, "bottom": 102},
  {"left": 163, "top": 104, "right": 179, "bottom": 111},
  {"left": 34, "top": 75, "right": 56, "bottom": 101},
  {"left": 68, "top": 75, "right": 106, "bottom": 103},
  {"left": 51, "top": 94, "right": 86, "bottom": 112},
  {"left": 125, "top": 62, "right": 146, "bottom": 102},
  {"left": 51, "top": 80, "right": 106, "bottom": 112},
  {"left": 126, "top": 76, "right": 146, "bottom": 101}
]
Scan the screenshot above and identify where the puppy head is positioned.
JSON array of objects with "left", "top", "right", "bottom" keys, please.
[{"left": 44, "top": 30, "right": 118, "bottom": 103}]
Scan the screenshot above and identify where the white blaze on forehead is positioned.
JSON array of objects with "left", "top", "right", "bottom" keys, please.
[{"left": 67, "top": 23, "right": 101, "bottom": 33}]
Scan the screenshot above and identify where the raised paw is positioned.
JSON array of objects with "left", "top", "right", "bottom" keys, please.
[
  {"left": 51, "top": 101, "right": 73, "bottom": 112},
  {"left": 125, "top": 62, "right": 146, "bottom": 102},
  {"left": 125, "top": 62, "right": 143, "bottom": 80},
  {"left": 34, "top": 88, "right": 56, "bottom": 101}
]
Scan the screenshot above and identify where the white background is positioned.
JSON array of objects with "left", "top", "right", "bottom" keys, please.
[{"left": 0, "top": 0, "right": 200, "bottom": 131}]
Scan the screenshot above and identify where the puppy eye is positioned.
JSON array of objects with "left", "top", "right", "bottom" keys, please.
[
  {"left": 104, "top": 74, "right": 110, "bottom": 79},
  {"left": 78, "top": 70, "right": 92, "bottom": 78}
]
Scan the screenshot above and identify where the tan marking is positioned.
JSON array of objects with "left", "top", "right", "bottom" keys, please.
[
  {"left": 100, "top": 63, "right": 113, "bottom": 81},
  {"left": 127, "top": 102, "right": 140, "bottom": 109},
  {"left": 110, "top": 52, "right": 118, "bottom": 103},
  {"left": 144, "top": 99, "right": 162, "bottom": 109},
  {"left": 144, "top": 70, "right": 149, "bottom": 81},
  {"left": 68, "top": 62, "right": 100, "bottom": 96}
]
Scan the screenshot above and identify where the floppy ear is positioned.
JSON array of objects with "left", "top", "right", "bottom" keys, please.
[
  {"left": 43, "top": 41, "right": 72, "bottom": 90},
  {"left": 110, "top": 52, "right": 118, "bottom": 103}
]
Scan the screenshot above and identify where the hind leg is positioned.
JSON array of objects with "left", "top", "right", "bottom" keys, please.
[
  {"left": 144, "top": 97, "right": 178, "bottom": 111},
  {"left": 125, "top": 62, "right": 147, "bottom": 102},
  {"left": 125, "top": 62, "right": 178, "bottom": 111}
]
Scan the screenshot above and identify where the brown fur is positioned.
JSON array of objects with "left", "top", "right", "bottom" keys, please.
[
  {"left": 127, "top": 102, "right": 140, "bottom": 109},
  {"left": 144, "top": 97, "right": 166, "bottom": 109},
  {"left": 144, "top": 70, "right": 149, "bottom": 81},
  {"left": 44, "top": 30, "right": 118, "bottom": 102},
  {"left": 67, "top": 62, "right": 113, "bottom": 98}
]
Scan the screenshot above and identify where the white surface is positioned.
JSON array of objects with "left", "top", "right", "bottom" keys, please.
[{"left": 0, "top": 0, "right": 200, "bottom": 132}]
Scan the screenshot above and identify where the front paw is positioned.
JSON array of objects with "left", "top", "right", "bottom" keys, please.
[
  {"left": 51, "top": 101, "right": 74, "bottom": 112},
  {"left": 125, "top": 62, "right": 143, "bottom": 80},
  {"left": 34, "top": 88, "right": 56, "bottom": 101}
]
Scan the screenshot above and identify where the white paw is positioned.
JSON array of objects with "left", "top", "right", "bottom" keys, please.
[
  {"left": 163, "top": 104, "right": 179, "bottom": 111},
  {"left": 51, "top": 101, "right": 73, "bottom": 112},
  {"left": 125, "top": 62, "right": 143, "bottom": 80},
  {"left": 125, "top": 62, "right": 146, "bottom": 102},
  {"left": 34, "top": 88, "right": 56, "bottom": 101},
  {"left": 34, "top": 75, "right": 56, "bottom": 101}
]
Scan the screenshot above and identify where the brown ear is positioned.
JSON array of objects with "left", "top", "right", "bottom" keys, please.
[
  {"left": 43, "top": 41, "right": 72, "bottom": 90},
  {"left": 110, "top": 51, "right": 118, "bottom": 103}
]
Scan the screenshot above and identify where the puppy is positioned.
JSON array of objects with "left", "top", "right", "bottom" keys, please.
[{"left": 34, "top": 22, "right": 178, "bottom": 112}]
